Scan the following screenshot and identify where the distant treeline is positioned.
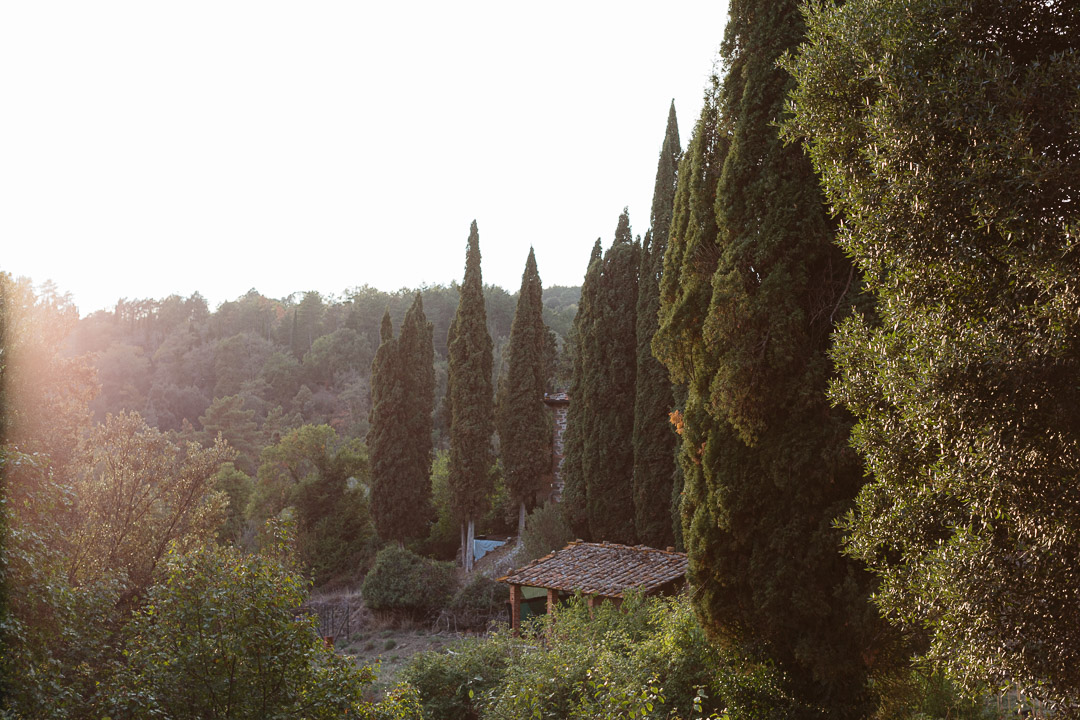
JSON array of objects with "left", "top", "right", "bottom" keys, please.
[{"left": 66, "top": 284, "right": 580, "bottom": 444}]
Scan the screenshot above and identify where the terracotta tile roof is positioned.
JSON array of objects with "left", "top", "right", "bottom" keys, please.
[{"left": 498, "top": 541, "right": 687, "bottom": 598}]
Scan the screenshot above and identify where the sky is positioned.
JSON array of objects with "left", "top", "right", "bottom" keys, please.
[{"left": 2, "top": 2, "right": 727, "bottom": 316}]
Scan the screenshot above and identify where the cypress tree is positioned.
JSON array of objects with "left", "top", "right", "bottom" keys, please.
[
  {"left": 497, "top": 248, "right": 551, "bottom": 538},
  {"left": 399, "top": 292, "right": 434, "bottom": 492},
  {"left": 582, "top": 211, "right": 639, "bottom": 545},
  {"left": 370, "top": 298, "right": 434, "bottom": 546},
  {"left": 368, "top": 310, "right": 407, "bottom": 544},
  {"left": 654, "top": 91, "right": 727, "bottom": 556},
  {"left": 656, "top": 1, "right": 883, "bottom": 712},
  {"left": 633, "top": 103, "right": 681, "bottom": 549},
  {"left": 559, "top": 239, "right": 602, "bottom": 539},
  {"left": 447, "top": 221, "right": 495, "bottom": 572}
]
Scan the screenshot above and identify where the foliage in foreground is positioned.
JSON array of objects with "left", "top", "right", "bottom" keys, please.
[
  {"left": 106, "top": 535, "right": 378, "bottom": 720},
  {"left": 402, "top": 594, "right": 800, "bottom": 720},
  {"left": 785, "top": 0, "right": 1080, "bottom": 707}
]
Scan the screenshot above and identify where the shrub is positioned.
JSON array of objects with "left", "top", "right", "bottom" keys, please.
[
  {"left": 401, "top": 594, "right": 800, "bottom": 720},
  {"left": 401, "top": 630, "right": 515, "bottom": 720},
  {"left": 446, "top": 574, "right": 510, "bottom": 629},
  {"left": 488, "top": 595, "right": 660, "bottom": 719},
  {"left": 106, "top": 537, "right": 378, "bottom": 720},
  {"left": 361, "top": 545, "right": 456, "bottom": 619},
  {"left": 873, "top": 669, "right": 1001, "bottom": 720},
  {"left": 519, "top": 501, "right": 574, "bottom": 563},
  {"left": 423, "top": 451, "right": 459, "bottom": 560}
]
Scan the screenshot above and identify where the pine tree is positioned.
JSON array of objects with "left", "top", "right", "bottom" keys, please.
[
  {"left": 369, "top": 296, "right": 435, "bottom": 546},
  {"left": 560, "top": 239, "right": 602, "bottom": 539},
  {"left": 582, "top": 211, "right": 639, "bottom": 545},
  {"left": 656, "top": 1, "right": 884, "bottom": 711},
  {"left": 497, "top": 248, "right": 551, "bottom": 538},
  {"left": 447, "top": 221, "right": 495, "bottom": 572},
  {"left": 633, "top": 103, "right": 681, "bottom": 549}
]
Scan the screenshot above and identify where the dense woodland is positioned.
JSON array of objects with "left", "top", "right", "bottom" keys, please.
[
  {"left": 3, "top": 0, "right": 1079, "bottom": 718},
  {"left": 69, "top": 281, "right": 578, "bottom": 444}
]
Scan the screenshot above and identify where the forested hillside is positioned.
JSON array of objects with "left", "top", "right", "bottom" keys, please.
[{"left": 65, "top": 284, "right": 579, "bottom": 446}]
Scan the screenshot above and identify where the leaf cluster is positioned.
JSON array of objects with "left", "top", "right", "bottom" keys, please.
[
  {"left": 107, "top": 540, "right": 378, "bottom": 720},
  {"left": 785, "top": 0, "right": 1080, "bottom": 705},
  {"left": 360, "top": 544, "right": 457, "bottom": 620},
  {"left": 402, "top": 594, "right": 799, "bottom": 720}
]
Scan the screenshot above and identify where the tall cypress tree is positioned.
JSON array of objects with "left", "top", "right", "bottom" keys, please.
[
  {"left": 447, "top": 221, "right": 494, "bottom": 572},
  {"left": 582, "top": 211, "right": 639, "bottom": 545},
  {"left": 633, "top": 103, "right": 681, "bottom": 549},
  {"left": 497, "top": 248, "right": 551, "bottom": 537},
  {"left": 398, "top": 293, "right": 435, "bottom": 537},
  {"left": 656, "top": 1, "right": 884, "bottom": 712},
  {"left": 368, "top": 310, "right": 406, "bottom": 543},
  {"left": 654, "top": 90, "right": 727, "bottom": 556},
  {"left": 560, "top": 239, "right": 602, "bottom": 539},
  {"left": 369, "top": 296, "right": 434, "bottom": 545}
]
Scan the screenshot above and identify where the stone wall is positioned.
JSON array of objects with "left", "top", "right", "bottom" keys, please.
[{"left": 543, "top": 392, "right": 569, "bottom": 501}]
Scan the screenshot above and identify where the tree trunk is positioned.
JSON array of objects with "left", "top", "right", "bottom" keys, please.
[
  {"left": 460, "top": 522, "right": 466, "bottom": 568},
  {"left": 465, "top": 518, "right": 476, "bottom": 573},
  {"left": 518, "top": 500, "right": 527, "bottom": 540}
]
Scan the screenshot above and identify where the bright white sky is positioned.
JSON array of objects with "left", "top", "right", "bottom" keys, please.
[{"left": 2, "top": 2, "right": 727, "bottom": 316}]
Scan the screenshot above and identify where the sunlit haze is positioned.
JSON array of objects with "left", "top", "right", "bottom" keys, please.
[{"left": 2, "top": 2, "right": 727, "bottom": 315}]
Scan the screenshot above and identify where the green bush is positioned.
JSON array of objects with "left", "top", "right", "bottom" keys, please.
[
  {"left": 400, "top": 630, "right": 515, "bottom": 720},
  {"left": 361, "top": 545, "right": 456, "bottom": 619},
  {"left": 422, "top": 451, "right": 460, "bottom": 560},
  {"left": 488, "top": 595, "right": 683, "bottom": 720},
  {"left": 106, "top": 537, "right": 378, "bottom": 720},
  {"left": 519, "top": 501, "right": 575, "bottom": 563},
  {"left": 447, "top": 574, "right": 510, "bottom": 629},
  {"left": 399, "top": 593, "right": 798, "bottom": 720},
  {"left": 872, "top": 669, "right": 1001, "bottom": 720}
]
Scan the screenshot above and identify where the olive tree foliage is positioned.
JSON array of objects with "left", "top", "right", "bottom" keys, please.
[
  {"left": 1, "top": 277, "right": 126, "bottom": 718},
  {"left": 1, "top": 336, "right": 232, "bottom": 716},
  {"left": 2, "top": 451, "right": 124, "bottom": 720},
  {"left": 66, "top": 411, "right": 232, "bottom": 602},
  {"left": 785, "top": 0, "right": 1080, "bottom": 706},
  {"left": 247, "top": 423, "right": 373, "bottom": 584},
  {"left": 106, "top": 534, "right": 380, "bottom": 720}
]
